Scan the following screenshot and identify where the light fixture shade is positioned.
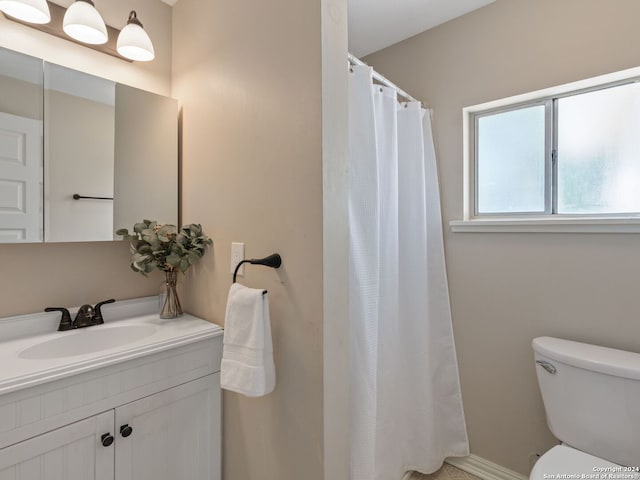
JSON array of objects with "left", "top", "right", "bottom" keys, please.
[
  {"left": 63, "top": 0, "right": 107, "bottom": 45},
  {"left": 0, "top": 0, "right": 50, "bottom": 24},
  {"left": 117, "top": 11, "right": 154, "bottom": 62}
]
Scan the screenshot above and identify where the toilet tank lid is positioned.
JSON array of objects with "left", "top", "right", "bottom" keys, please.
[{"left": 533, "top": 337, "right": 640, "bottom": 381}]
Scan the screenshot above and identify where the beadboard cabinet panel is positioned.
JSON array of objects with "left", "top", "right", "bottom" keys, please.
[
  {"left": 115, "top": 374, "right": 221, "bottom": 480},
  {"left": 0, "top": 411, "right": 114, "bottom": 480}
]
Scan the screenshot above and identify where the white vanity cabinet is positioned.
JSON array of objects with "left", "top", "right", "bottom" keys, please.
[
  {"left": 0, "top": 410, "right": 114, "bottom": 480},
  {"left": 0, "top": 374, "right": 220, "bottom": 480},
  {"left": 0, "top": 299, "right": 223, "bottom": 480}
]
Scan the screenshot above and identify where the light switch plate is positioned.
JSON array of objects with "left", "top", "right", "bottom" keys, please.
[{"left": 231, "top": 242, "right": 245, "bottom": 275}]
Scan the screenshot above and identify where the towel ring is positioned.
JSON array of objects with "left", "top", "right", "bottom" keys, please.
[{"left": 232, "top": 253, "right": 282, "bottom": 295}]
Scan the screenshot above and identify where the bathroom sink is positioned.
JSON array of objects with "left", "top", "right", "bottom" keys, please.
[
  {"left": 0, "top": 297, "right": 222, "bottom": 396},
  {"left": 19, "top": 324, "right": 158, "bottom": 359}
]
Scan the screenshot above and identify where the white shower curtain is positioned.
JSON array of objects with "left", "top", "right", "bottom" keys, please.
[{"left": 349, "top": 65, "right": 469, "bottom": 480}]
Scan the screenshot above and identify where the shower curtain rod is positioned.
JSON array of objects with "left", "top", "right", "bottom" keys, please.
[{"left": 348, "top": 53, "right": 423, "bottom": 106}]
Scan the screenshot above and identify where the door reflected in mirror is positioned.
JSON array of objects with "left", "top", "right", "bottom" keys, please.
[{"left": 0, "top": 48, "right": 44, "bottom": 242}]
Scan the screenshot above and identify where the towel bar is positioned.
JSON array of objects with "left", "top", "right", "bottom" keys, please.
[
  {"left": 232, "top": 253, "right": 282, "bottom": 295},
  {"left": 73, "top": 194, "right": 114, "bottom": 200}
]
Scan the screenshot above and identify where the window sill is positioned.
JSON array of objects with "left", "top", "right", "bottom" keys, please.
[{"left": 449, "top": 217, "right": 640, "bottom": 233}]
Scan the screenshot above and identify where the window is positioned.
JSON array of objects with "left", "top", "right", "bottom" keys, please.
[
  {"left": 470, "top": 80, "right": 640, "bottom": 219},
  {"left": 476, "top": 104, "right": 548, "bottom": 214}
]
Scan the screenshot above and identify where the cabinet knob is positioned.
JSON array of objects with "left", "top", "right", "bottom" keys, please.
[
  {"left": 101, "top": 433, "right": 114, "bottom": 447},
  {"left": 120, "top": 424, "right": 133, "bottom": 438}
]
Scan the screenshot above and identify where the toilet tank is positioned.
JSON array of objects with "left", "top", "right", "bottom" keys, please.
[{"left": 533, "top": 337, "right": 640, "bottom": 467}]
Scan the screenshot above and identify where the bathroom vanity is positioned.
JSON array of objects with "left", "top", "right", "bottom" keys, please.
[{"left": 0, "top": 297, "right": 222, "bottom": 479}]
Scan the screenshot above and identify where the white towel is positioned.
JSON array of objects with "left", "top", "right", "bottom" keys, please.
[{"left": 220, "top": 283, "right": 276, "bottom": 396}]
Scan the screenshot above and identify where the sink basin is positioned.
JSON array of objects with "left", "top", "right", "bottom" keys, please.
[
  {"left": 19, "top": 325, "right": 158, "bottom": 359},
  {"left": 0, "top": 297, "right": 222, "bottom": 397}
]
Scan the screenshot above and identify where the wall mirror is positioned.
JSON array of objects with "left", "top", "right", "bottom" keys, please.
[{"left": 0, "top": 47, "right": 178, "bottom": 243}]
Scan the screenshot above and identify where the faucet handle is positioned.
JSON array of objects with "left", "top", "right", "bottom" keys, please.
[
  {"left": 74, "top": 304, "right": 95, "bottom": 328},
  {"left": 94, "top": 299, "right": 115, "bottom": 325},
  {"left": 45, "top": 307, "right": 73, "bottom": 331}
]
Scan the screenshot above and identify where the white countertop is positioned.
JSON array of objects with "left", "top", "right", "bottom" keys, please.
[{"left": 0, "top": 297, "right": 223, "bottom": 396}]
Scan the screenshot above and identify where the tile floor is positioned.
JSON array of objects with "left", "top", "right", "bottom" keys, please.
[{"left": 409, "top": 462, "right": 482, "bottom": 480}]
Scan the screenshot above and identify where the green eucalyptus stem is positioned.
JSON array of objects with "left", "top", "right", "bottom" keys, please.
[{"left": 116, "top": 220, "right": 213, "bottom": 277}]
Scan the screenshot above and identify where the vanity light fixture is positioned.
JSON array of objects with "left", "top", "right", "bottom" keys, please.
[
  {"left": 62, "top": 0, "right": 107, "bottom": 45},
  {"left": 0, "top": 0, "right": 155, "bottom": 62},
  {"left": 116, "top": 11, "right": 154, "bottom": 62},
  {"left": 0, "top": 0, "right": 50, "bottom": 24}
]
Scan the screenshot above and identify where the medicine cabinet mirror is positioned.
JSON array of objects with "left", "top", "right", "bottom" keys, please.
[{"left": 0, "top": 47, "right": 178, "bottom": 243}]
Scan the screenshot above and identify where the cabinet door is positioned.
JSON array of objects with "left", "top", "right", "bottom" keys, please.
[
  {"left": 0, "top": 411, "right": 114, "bottom": 480},
  {"left": 115, "top": 374, "right": 221, "bottom": 480}
]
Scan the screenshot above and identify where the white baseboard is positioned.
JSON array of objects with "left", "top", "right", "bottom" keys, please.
[{"left": 445, "top": 454, "right": 528, "bottom": 480}]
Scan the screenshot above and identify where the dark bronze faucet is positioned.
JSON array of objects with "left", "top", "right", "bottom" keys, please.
[
  {"left": 94, "top": 299, "right": 115, "bottom": 325},
  {"left": 73, "top": 304, "right": 95, "bottom": 328},
  {"left": 44, "top": 307, "right": 73, "bottom": 331},
  {"left": 45, "top": 299, "right": 116, "bottom": 331}
]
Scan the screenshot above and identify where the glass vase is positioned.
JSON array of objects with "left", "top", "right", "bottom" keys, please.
[{"left": 160, "top": 270, "right": 183, "bottom": 319}]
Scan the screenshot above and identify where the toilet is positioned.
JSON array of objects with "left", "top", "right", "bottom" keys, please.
[{"left": 531, "top": 337, "right": 640, "bottom": 478}]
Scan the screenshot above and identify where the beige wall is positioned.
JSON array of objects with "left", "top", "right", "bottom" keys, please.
[
  {"left": 0, "top": 0, "right": 172, "bottom": 317},
  {"left": 172, "top": 0, "right": 324, "bottom": 479},
  {"left": 0, "top": 75, "right": 41, "bottom": 120},
  {"left": 366, "top": 0, "right": 640, "bottom": 474}
]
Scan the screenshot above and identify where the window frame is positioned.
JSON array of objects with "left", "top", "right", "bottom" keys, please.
[
  {"left": 472, "top": 99, "right": 553, "bottom": 217},
  {"left": 455, "top": 66, "right": 640, "bottom": 233}
]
